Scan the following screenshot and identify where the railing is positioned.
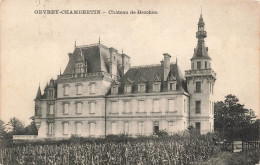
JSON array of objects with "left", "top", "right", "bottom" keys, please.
[
  {"left": 13, "top": 135, "right": 38, "bottom": 140},
  {"left": 76, "top": 43, "right": 109, "bottom": 49},
  {"left": 185, "top": 69, "right": 216, "bottom": 78},
  {"left": 196, "top": 31, "right": 207, "bottom": 37},
  {"left": 58, "top": 71, "right": 113, "bottom": 79}
]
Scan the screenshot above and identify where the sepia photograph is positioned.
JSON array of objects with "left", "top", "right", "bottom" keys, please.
[{"left": 0, "top": 0, "right": 259, "bottom": 164}]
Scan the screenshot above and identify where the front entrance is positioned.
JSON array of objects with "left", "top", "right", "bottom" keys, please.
[{"left": 153, "top": 121, "right": 159, "bottom": 135}]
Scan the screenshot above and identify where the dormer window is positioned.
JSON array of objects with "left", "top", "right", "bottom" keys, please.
[
  {"left": 48, "top": 89, "right": 54, "bottom": 98},
  {"left": 111, "top": 86, "right": 118, "bottom": 95},
  {"left": 167, "top": 74, "right": 176, "bottom": 91},
  {"left": 168, "top": 82, "right": 176, "bottom": 91},
  {"left": 124, "top": 85, "right": 132, "bottom": 94},
  {"left": 153, "top": 83, "right": 160, "bottom": 92},
  {"left": 138, "top": 84, "right": 146, "bottom": 93},
  {"left": 75, "top": 63, "right": 84, "bottom": 74}
]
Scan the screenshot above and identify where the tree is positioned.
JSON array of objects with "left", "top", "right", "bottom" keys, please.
[
  {"left": 0, "top": 119, "right": 6, "bottom": 139},
  {"left": 23, "top": 117, "right": 38, "bottom": 135},
  {"left": 214, "top": 94, "right": 256, "bottom": 130},
  {"left": 6, "top": 117, "right": 25, "bottom": 135}
]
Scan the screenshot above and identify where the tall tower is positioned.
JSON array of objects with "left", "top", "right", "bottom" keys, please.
[{"left": 185, "top": 13, "right": 216, "bottom": 134}]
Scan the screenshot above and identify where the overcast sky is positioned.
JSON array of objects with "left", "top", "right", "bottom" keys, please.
[{"left": 1, "top": 0, "right": 259, "bottom": 124}]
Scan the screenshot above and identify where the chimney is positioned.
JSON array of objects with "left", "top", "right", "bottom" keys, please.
[
  {"left": 68, "top": 53, "right": 73, "bottom": 59},
  {"left": 122, "top": 54, "right": 130, "bottom": 75},
  {"left": 163, "top": 53, "right": 171, "bottom": 81}
]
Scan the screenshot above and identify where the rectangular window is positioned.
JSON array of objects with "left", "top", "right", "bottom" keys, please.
[
  {"left": 49, "top": 104, "right": 54, "bottom": 115},
  {"left": 64, "top": 86, "right": 69, "bottom": 96},
  {"left": 124, "top": 101, "right": 130, "bottom": 113},
  {"left": 153, "top": 83, "right": 160, "bottom": 92},
  {"left": 196, "top": 82, "right": 201, "bottom": 93},
  {"left": 89, "top": 122, "right": 95, "bottom": 136},
  {"left": 184, "top": 99, "right": 186, "bottom": 113},
  {"left": 195, "top": 122, "right": 201, "bottom": 132},
  {"left": 125, "top": 86, "right": 131, "bottom": 93},
  {"left": 89, "top": 102, "right": 96, "bottom": 114},
  {"left": 209, "top": 82, "right": 212, "bottom": 93},
  {"left": 48, "top": 123, "right": 54, "bottom": 134},
  {"left": 205, "top": 61, "right": 207, "bottom": 69},
  {"left": 153, "top": 100, "right": 159, "bottom": 112},
  {"left": 168, "top": 99, "right": 175, "bottom": 112},
  {"left": 76, "top": 122, "right": 81, "bottom": 135},
  {"left": 210, "top": 101, "right": 211, "bottom": 114},
  {"left": 63, "top": 122, "right": 69, "bottom": 135},
  {"left": 192, "top": 63, "right": 194, "bottom": 70},
  {"left": 212, "top": 102, "right": 214, "bottom": 114},
  {"left": 111, "top": 102, "right": 118, "bottom": 113},
  {"left": 76, "top": 102, "right": 82, "bottom": 114},
  {"left": 197, "top": 61, "right": 201, "bottom": 70},
  {"left": 169, "top": 82, "right": 175, "bottom": 90},
  {"left": 139, "top": 84, "right": 145, "bottom": 92},
  {"left": 111, "top": 86, "right": 118, "bottom": 94},
  {"left": 63, "top": 103, "right": 69, "bottom": 114},
  {"left": 168, "top": 121, "right": 175, "bottom": 134},
  {"left": 80, "top": 65, "right": 84, "bottom": 73},
  {"left": 90, "top": 83, "right": 96, "bottom": 94},
  {"left": 138, "top": 100, "right": 145, "bottom": 112},
  {"left": 76, "top": 85, "right": 82, "bottom": 95},
  {"left": 111, "top": 122, "right": 117, "bottom": 134},
  {"left": 138, "top": 122, "right": 144, "bottom": 135},
  {"left": 196, "top": 101, "right": 201, "bottom": 114},
  {"left": 124, "top": 122, "right": 129, "bottom": 134}
]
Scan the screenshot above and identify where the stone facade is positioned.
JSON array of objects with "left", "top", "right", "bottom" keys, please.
[{"left": 34, "top": 14, "right": 216, "bottom": 138}]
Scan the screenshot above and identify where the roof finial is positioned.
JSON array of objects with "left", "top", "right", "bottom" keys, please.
[
  {"left": 60, "top": 68, "right": 61, "bottom": 75},
  {"left": 122, "top": 49, "right": 124, "bottom": 54},
  {"left": 98, "top": 36, "right": 100, "bottom": 44},
  {"left": 176, "top": 55, "right": 178, "bottom": 64},
  {"left": 74, "top": 39, "right": 77, "bottom": 48}
]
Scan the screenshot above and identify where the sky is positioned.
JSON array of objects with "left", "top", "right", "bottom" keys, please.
[{"left": 0, "top": 0, "right": 259, "bottom": 125}]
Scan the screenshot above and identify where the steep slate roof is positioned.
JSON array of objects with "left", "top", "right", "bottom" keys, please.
[
  {"left": 117, "top": 63, "right": 187, "bottom": 94},
  {"left": 63, "top": 45, "right": 107, "bottom": 74},
  {"left": 198, "top": 13, "right": 205, "bottom": 25},
  {"left": 191, "top": 41, "right": 211, "bottom": 60},
  {"left": 63, "top": 44, "right": 123, "bottom": 77}
]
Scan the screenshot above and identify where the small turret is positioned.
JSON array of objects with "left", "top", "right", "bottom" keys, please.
[{"left": 35, "top": 85, "right": 42, "bottom": 101}]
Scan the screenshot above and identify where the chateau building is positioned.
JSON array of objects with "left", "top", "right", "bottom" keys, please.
[{"left": 34, "top": 14, "right": 216, "bottom": 138}]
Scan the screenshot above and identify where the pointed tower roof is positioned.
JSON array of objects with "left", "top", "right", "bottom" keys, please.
[
  {"left": 191, "top": 13, "right": 211, "bottom": 60},
  {"left": 35, "top": 85, "right": 42, "bottom": 100},
  {"left": 198, "top": 13, "right": 205, "bottom": 25}
]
